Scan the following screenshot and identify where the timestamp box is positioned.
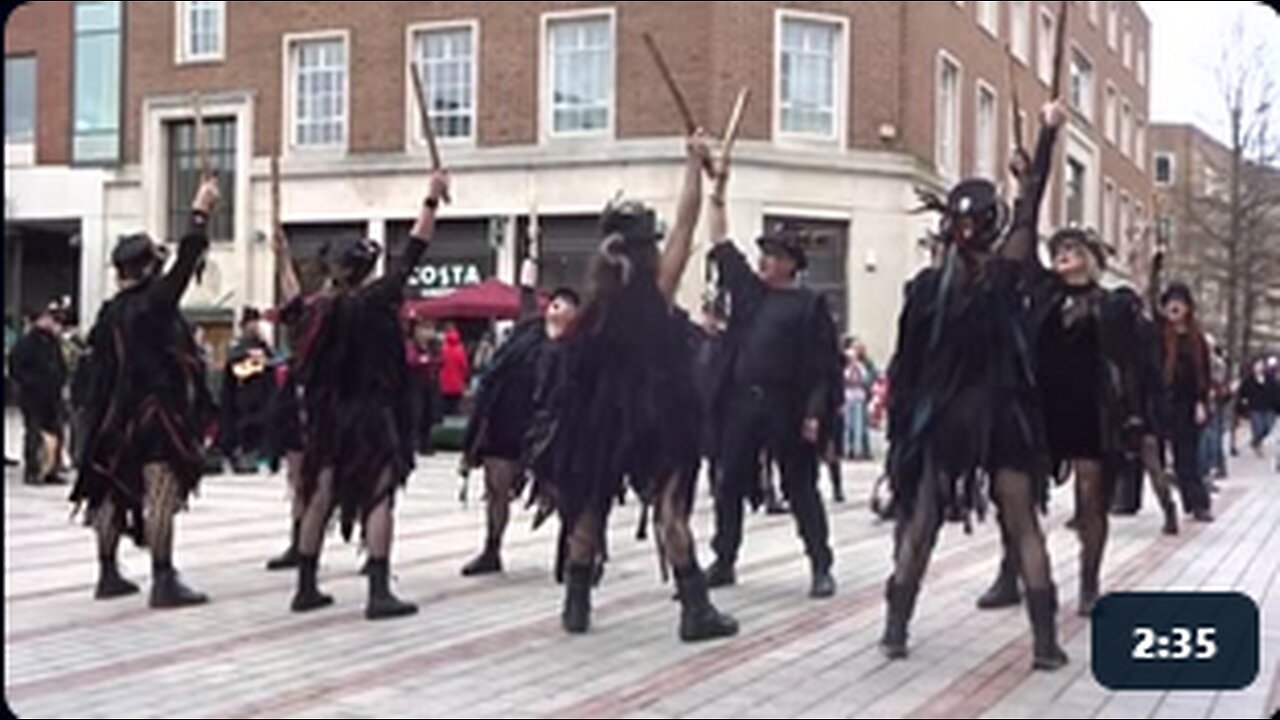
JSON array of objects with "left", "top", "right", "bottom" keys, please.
[{"left": 1091, "top": 592, "right": 1259, "bottom": 691}]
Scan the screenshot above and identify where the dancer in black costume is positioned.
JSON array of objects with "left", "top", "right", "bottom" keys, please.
[
  {"left": 703, "top": 182, "right": 842, "bottom": 600},
  {"left": 71, "top": 176, "right": 220, "bottom": 608},
  {"left": 458, "top": 256, "right": 580, "bottom": 577},
  {"left": 880, "top": 101, "right": 1068, "bottom": 670},
  {"left": 289, "top": 170, "right": 450, "bottom": 620},
  {"left": 1147, "top": 247, "right": 1214, "bottom": 524},
  {"left": 526, "top": 131, "right": 738, "bottom": 642},
  {"left": 976, "top": 228, "right": 1167, "bottom": 617}
]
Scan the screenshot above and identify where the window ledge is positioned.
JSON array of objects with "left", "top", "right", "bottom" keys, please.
[
  {"left": 177, "top": 54, "right": 226, "bottom": 67},
  {"left": 4, "top": 142, "right": 35, "bottom": 168}
]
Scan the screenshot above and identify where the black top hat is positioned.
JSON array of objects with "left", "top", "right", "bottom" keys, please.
[
  {"left": 1047, "top": 227, "right": 1110, "bottom": 271},
  {"left": 549, "top": 286, "right": 581, "bottom": 306},
  {"left": 1161, "top": 282, "right": 1196, "bottom": 310},
  {"left": 756, "top": 232, "right": 809, "bottom": 271},
  {"left": 324, "top": 237, "right": 382, "bottom": 277},
  {"left": 111, "top": 233, "right": 165, "bottom": 269},
  {"left": 600, "top": 198, "right": 662, "bottom": 247}
]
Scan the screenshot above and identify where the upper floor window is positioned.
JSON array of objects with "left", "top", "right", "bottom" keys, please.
[
  {"left": 177, "top": 1, "right": 225, "bottom": 63},
  {"left": 412, "top": 24, "right": 476, "bottom": 142},
  {"left": 778, "top": 14, "right": 845, "bottom": 139},
  {"left": 546, "top": 13, "right": 614, "bottom": 136}
]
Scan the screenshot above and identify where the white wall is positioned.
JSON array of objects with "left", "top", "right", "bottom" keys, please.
[{"left": 3, "top": 165, "right": 107, "bottom": 326}]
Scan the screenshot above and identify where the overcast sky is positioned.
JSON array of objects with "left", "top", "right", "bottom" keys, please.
[{"left": 1144, "top": 1, "right": 1280, "bottom": 146}]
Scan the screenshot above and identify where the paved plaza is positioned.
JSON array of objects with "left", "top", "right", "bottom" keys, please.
[{"left": 5, "top": 415, "right": 1280, "bottom": 719}]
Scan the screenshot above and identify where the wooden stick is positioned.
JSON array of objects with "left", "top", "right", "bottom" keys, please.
[
  {"left": 642, "top": 33, "right": 698, "bottom": 134},
  {"left": 192, "top": 92, "right": 211, "bottom": 180},
  {"left": 270, "top": 154, "right": 281, "bottom": 236},
  {"left": 721, "top": 88, "right": 750, "bottom": 161},
  {"left": 410, "top": 62, "right": 443, "bottom": 171},
  {"left": 1049, "top": 0, "right": 1070, "bottom": 101}
]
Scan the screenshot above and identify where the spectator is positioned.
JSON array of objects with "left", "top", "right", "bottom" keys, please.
[
  {"left": 9, "top": 302, "right": 69, "bottom": 485},
  {"left": 405, "top": 318, "right": 441, "bottom": 456},
  {"left": 438, "top": 323, "right": 470, "bottom": 417},
  {"left": 1238, "top": 358, "right": 1277, "bottom": 459},
  {"left": 471, "top": 330, "right": 497, "bottom": 387},
  {"left": 1199, "top": 342, "right": 1230, "bottom": 483},
  {"left": 843, "top": 338, "right": 878, "bottom": 461}
]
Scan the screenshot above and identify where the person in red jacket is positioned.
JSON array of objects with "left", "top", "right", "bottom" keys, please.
[{"left": 438, "top": 324, "right": 470, "bottom": 416}]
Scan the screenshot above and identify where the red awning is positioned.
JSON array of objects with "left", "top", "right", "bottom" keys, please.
[{"left": 402, "top": 279, "right": 540, "bottom": 321}]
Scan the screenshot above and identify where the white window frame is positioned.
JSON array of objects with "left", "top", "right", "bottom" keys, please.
[
  {"left": 1154, "top": 152, "right": 1175, "bottom": 186},
  {"left": 975, "top": 79, "right": 998, "bottom": 180},
  {"left": 1118, "top": 190, "right": 1132, "bottom": 251},
  {"left": 1069, "top": 45, "right": 1095, "bottom": 125},
  {"left": 282, "top": 30, "right": 350, "bottom": 155},
  {"left": 1120, "top": 98, "right": 1132, "bottom": 158},
  {"left": 1089, "top": 0, "right": 1101, "bottom": 27},
  {"left": 1102, "top": 177, "right": 1116, "bottom": 241},
  {"left": 1063, "top": 152, "right": 1089, "bottom": 228},
  {"left": 405, "top": 19, "right": 480, "bottom": 151},
  {"left": 175, "top": 0, "right": 226, "bottom": 65},
  {"left": 936, "top": 51, "right": 963, "bottom": 183},
  {"left": 773, "top": 8, "right": 850, "bottom": 146},
  {"left": 1010, "top": 0, "right": 1031, "bottom": 64},
  {"left": 1122, "top": 21, "right": 1133, "bottom": 70},
  {"left": 1135, "top": 119, "right": 1146, "bottom": 171},
  {"left": 140, "top": 92, "right": 254, "bottom": 252},
  {"left": 976, "top": 1, "right": 999, "bottom": 38},
  {"left": 1037, "top": 7, "right": 1056, "bottom": 86},
  {"left": 1104, "top": 83, "right": 1117, "bottom": 144},
  {"left": 1107, "top": 2, "right": 1120, "bottom": 51},
  {"left": 539, "top": 7, "right": 617, "bottom": 141},
  {"left": 1137, "top": 47, "right": 1146, "bottom": 87}
]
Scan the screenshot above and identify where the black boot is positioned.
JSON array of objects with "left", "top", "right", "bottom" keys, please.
[
  {"left": 291, "top": 554, "right": 333, "bottom": 612},
  {"left": 976, "top": 554, "right": 1021, "bottom": 609},
  {"left": 1026, "top": 586, "right": 1069, "bottom": 670},
  {"left": 365, "top": 558, "right": 417, "bottom": 620},
  {"left": 94, "top": 557, "right": 140, "bottom": 600},
  {"left": 149, "top": 562, "right": 209, "bottom": 609},
  {"left": 562, "top": 564, "right": 593, "bottom": 634},
  {"left": 1077, "top": 574, "right": 1099, "bottom": 618},
  {"left": 1160, "top": 496, "right": 1180, "bottom": 536},
  {"left": 706, "top": 559, "right": 737, "bottom": 589},
  {"left": 461, "top": 538, "right": 503, "bottom": 577},
  {"left": 266, "top": 521, "right": 302, "bottom": 571},
  {"left": 809, "top": 562, "right": 837, "bottom": 599},
  {"left": 880, "top": 578, "right": 918, "bottom": 659},
  {"left": 829, "top": 464, "right": 846, "bottom": 504},
  {"left": 674, "top": 565, "right": 739, "bottom": 642}
]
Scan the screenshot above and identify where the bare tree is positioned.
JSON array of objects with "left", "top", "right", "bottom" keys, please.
[{"left": 1182, "top": 17, "right": 1280, "bottom": 376}]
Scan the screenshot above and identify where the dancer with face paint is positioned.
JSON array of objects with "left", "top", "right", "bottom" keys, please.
[
  {"left": 880, "top": 101, "right": 1069, "bottom": 670},
  {"left": 526, "top": 131, "right": 738, "bottom": 643},
  {"left": 458, "top": 255, "right": 581, "bottom": 577}
]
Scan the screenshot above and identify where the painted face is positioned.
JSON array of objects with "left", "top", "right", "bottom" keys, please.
[
  {"left": 1053, "top": 240, "right": 1089, "bottom": 277},
  {"left": 545, "top": 296, "right": 580, "bottom": 339},
  {"left": 1163, "top": 299, "right": 1190, "bottom": 325}
]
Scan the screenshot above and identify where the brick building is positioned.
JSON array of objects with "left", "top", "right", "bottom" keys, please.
[
  {"left": 1151, "top": 122, "right": 1280, "bottom": 356},
  {"left": 5, "top": 0, "right": 1154, "bottom": 360}
]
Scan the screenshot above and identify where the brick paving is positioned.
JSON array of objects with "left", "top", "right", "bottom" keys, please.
[{"left": 5, "top": 415, "right": 1279, "bottom": 719}]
